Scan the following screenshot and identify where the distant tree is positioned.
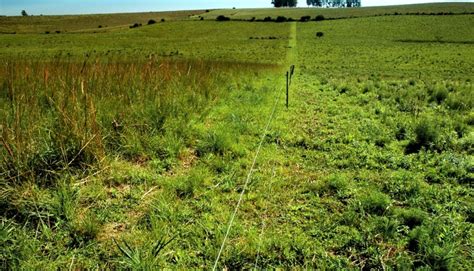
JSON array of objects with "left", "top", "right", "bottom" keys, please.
[
  {"left": 21, "top": 10, "right": 28, "bottom": 16},
  {"left": 272, "top": 0, "right": 298, "bottom": 8}
]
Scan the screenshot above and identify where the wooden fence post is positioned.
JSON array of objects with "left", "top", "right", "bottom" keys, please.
[{"left": 286, "top": 71, "right": 289, "bottom": 109}]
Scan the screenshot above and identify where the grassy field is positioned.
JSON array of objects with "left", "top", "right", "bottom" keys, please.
[
  {"left": 1, "top": 3, "right": 473, "bottom": 270},
  {"left": 203, "top": 3, "right": 474, "bottom": 20},
  {"left": 0, "top": 10, "right": 209, "bottom": 34}
]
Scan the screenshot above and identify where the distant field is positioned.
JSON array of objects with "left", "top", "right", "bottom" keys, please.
[
  {"left": 2, "top": 3, "right": 474, "bottom": 34},
  {"left": 0, "top": 21, "right": 290, "bottom": 64},
  {"left": 1, "top": 3, "right": 473, "bottom": 270},
  {"left": 202, "top": 3, "right": 474, "bottom": 20},
  {"left": 0, "top": 10, "right": 209, "bottom": 34}
]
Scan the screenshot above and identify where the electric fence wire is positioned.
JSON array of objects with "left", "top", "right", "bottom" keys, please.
[{"left": 212, "top": 86, "right": 283, "bottom": 271}]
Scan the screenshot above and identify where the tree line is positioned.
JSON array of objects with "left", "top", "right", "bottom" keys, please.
[
  {"left": 271, "top": 0, "right": 361, "bottom": 7},
  {"left": 306, "top": 0, "right": 361, "bottom": 7}
]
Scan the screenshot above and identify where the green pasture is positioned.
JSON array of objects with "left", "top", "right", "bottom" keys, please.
[{"left": 1, "top": 3, "right": 473, "bottom": 270}]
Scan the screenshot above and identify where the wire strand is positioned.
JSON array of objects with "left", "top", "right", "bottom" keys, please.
[
  {"left": 254, "top": 165, "right": 277, "bottom": 270},
  {"left": 212, "top": 88, "right": 282, "bottom": 271}
]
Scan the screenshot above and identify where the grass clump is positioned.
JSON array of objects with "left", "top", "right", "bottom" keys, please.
[
  {"left": 309, "top": 174, "right": 351, "bottom": 199},
  {"left": 396, "top": 208, "right": 427, "bottom": 229},
  {"left": 406, "top": 119, "right": 440, "bottom": 153},
  {"left": 408, "top": 224, "right": 459, "bottom": 270},
  {"left": 196, "top": 130, "right": 233, "bottom": 157},
  {"left": 358, "top": 191, "right": 391, "bottom": 216},
  {"left": 429, "top": 86, "right": 449, "bottom": 104}
]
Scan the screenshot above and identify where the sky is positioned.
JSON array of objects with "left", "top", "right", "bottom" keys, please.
[{"left": 0, "top": 0, "right": 471, "bottom": 16}]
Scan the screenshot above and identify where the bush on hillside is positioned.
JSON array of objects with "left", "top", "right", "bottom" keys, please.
[
  {"left": 216, "top": 15, "right": 230, "bottom": 21},
  {"left": 130, "top": 23, "right": 142, "bottom": 29},
  {"left": 314, "top": 14, "right": 325, "bottom": 21},
  {"left": 147, "top": 19, "right": 157, "bottom": 25},
  {"left": 263, "top": 16, "right": 273, "bottom": 22},
  {"left": 275, "top": 16, "right": 288, "bottom": 23},
  {"left": 300, "top": 16, "right": 311, "bottom": 22}
]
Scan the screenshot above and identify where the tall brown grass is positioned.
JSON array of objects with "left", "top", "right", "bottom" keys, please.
[{"left": 0, "top": 58, "right": 277, "bottom": 185}]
